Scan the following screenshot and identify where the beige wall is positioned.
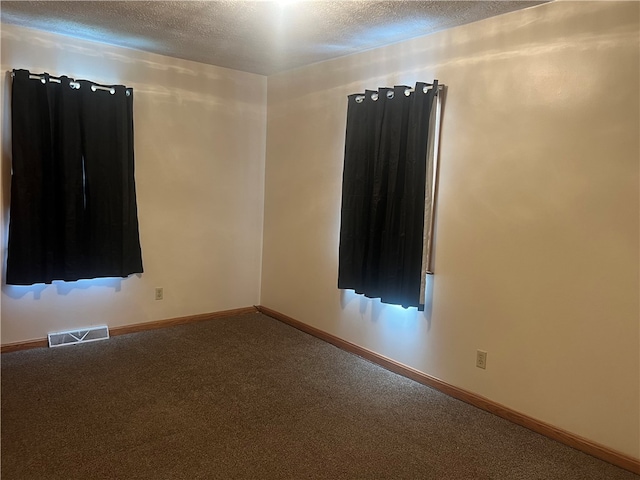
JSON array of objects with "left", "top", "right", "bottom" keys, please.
[
  {"left": 262, "top": 1, "right": 639, "bottom": 458},
  {"left": 1, "top": 24, "right": 267, "bottom": 344},
  {"left": 1, "top": 0, "right": 638, "bottom": 462}
]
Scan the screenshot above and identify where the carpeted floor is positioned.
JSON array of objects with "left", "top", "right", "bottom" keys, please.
[{"left": 1, "top": 312, "right": 638, "bottom": 479}]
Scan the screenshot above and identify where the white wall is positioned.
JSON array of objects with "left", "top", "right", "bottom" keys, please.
[
  {"left": 1, "top": 24, "right": 267, "bottom": 344},
  {"left": 261, "top": 1, "right": 639, "bottom": 459}
]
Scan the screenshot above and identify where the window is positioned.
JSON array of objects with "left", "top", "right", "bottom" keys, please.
[
  {"left": 338, "top": 81, "right": 443, "bottom": 310},
  {"left": 6, "top": 69, "right": 143, "bottom": 285}
]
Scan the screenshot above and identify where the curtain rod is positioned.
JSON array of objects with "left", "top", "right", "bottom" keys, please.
[{"left": 10, "top": 70, "right": 131, "bottom": 95}]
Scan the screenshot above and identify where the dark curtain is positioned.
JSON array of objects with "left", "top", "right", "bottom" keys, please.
[
  {"left": 338, "top": 81, "right": 438, "bottom": 309},
  {"left": 6, "top": 69, "right": 143, "bottom": 285}
]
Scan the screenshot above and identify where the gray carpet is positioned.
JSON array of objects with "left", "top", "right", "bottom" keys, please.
[{"left": 1, "top": 312, "right": 637, "bottom": 479}]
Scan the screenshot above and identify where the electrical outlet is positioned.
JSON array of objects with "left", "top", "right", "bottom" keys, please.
[
  {"left": 155, "top": 287, "right": 163, "bottom": 300},
  {"left": 476, "top": 350, "right": 487, "bottom": 369}
]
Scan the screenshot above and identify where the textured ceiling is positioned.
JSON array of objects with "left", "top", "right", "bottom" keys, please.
[{"left": 1, "top": 1, "right": 547, "bottom": 75}]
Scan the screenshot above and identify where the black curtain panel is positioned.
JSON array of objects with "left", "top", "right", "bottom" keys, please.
[
  {"left": 6, "top": 69, "right": 143, "bottom": 285},
  {"left": 338, "top": 81, "right": 438, "bottom": 309}
]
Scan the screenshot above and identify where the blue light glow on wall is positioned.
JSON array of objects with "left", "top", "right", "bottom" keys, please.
[
  {"left": 4, "top": 277, "right": 123, "bottom": 300},
  {"left": 340, "top": 273, "right": 434, "bottom": 321}
]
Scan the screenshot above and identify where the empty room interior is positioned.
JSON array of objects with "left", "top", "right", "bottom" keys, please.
[{"left": 1, "top": 0, "right": 638, "bottom": 478}]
